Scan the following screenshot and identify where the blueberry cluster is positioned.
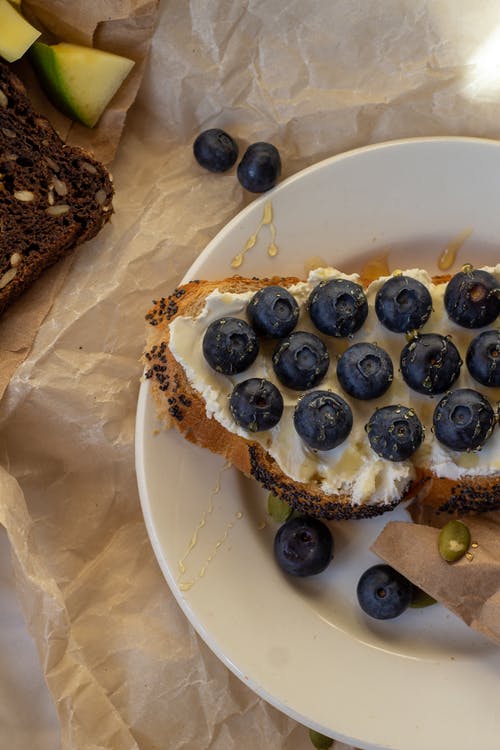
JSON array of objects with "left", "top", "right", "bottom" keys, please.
[
  {"left": 202, "top": 267, "right": 500, "bottom": 458},
  {"left": 272, "top": 508, "right": 431, "bottom": 620},
  {"left": 193, "top": 128, "right": 281, "bottom": 193}
]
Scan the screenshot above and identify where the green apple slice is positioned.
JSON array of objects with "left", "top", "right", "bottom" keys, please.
[
  {"left": 0, "top": 0, "right": 41, "bottom": 62},
  {"left": 30, "top": 41, "right": 135, "bottom": 128}
]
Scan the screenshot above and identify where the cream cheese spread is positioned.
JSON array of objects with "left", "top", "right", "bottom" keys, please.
[{"left": 169, "top": 266, "right": 500, "bottom": 506}]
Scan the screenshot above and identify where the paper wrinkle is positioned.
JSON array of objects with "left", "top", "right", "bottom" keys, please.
[
  {"left": 0, "top": 467, "right": 139, "bottom": 750},
  {"left": 2, "top": 1, "right": 500, "bottom": 749}
]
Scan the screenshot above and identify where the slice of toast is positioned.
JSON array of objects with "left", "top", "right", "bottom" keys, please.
[
  {"left": 0, "top": 61, "right": 113, "bottom": 316},
  {"left": 143, "top": 268, "right": 500, "bottom": 520}
]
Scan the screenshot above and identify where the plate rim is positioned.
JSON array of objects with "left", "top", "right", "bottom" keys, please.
[
  {"left": 135, "top": 135, "right": 500, "bottom": 750},
  {"left": 185, "top": 133, "right": 500, "bottom": 281}
]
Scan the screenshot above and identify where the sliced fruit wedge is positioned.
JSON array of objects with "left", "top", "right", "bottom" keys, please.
[
  {"left": 0, "top": 0, "right": 41, "bottom": 62},
  {"left": 30, "top": 41, "right": 135, "bottom": 127}
]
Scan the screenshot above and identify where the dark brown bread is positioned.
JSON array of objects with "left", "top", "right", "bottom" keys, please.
[{"left": 0, "top": 62, "right": 113, "bottom": 315}]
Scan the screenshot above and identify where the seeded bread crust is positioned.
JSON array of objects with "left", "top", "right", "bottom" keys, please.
[
  {"left": 0, "top": 62, "right": 113, "bottom": 316},
  {"left": 143, "top": 272, "right": 500, "bottom": 520},
  {"left": 413, "top": 469, "right": 500, "bottom": 516}
]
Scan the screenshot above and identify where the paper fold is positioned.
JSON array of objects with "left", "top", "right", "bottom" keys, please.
[{"left": 372, "top": 515, "right": 500, "bottom": 646}]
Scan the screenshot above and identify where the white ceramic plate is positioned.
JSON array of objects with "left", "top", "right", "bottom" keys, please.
[{"left": 135, "top": 137, "right": 500, "bottom": 750}]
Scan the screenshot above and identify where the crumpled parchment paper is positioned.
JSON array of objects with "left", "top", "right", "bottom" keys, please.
[{"left": 2, "top": 1, "right": 500, "bottom": 749}]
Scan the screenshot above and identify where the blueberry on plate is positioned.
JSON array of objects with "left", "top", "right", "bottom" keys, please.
[
  {"left": 274, "top": 516, "right": 333, "bottom": 577},
  {"left": 375, "top": 275, "right": 433, "bottom": 333},
  {"left": 294, "top": 390, "right": 353, "bottom": 451},
  {"left": 308, "top": 278, "right": 368, "bottom": 337},
  {"left": 247, "top": 285, "right": 299, "bottom": 338},
  {"left": 193, "top": 128, "right": 238, "bottom": 172},
  {"left": 337, "top": 342, "right": 393, "bottom": 400},
  {"left": 433, "top": 388, "right": 496, "bottom": 452},
  {"left": 444, "top": 267, "right": 500, "bottom": 328},
  {"left": 466, "top": 329, "right": 500, "bottom": 387},
  {"left": 400, "top": 333, "right": 462, "bottom": 395},
  {"left": 272, "top": 331, "right": 329, "bottom": 390},
  {"left": 357, "top": 564, "right": 413, "bottom": 620},
  {"left": 237, "top": 142, "right": 281, "bottom": 193},
  {"left": 229, "top": 378, "right": 283, "bottom": 431},
  {"left": 366, "top": 404, "right": 424, "bottom": 461},
  {"left": 202, "top": 317, "right": 259, "bottom": 375}
]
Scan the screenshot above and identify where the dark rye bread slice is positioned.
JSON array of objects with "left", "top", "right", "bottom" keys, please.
[
  {"left": 0, "top": 61, "right": 113, "bottom": 316},
  {"left": 143, "top": 273, "right": 500, "bottom": 521}
]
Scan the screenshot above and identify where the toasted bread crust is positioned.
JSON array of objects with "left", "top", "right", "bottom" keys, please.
[
  {"left": 143, "top": 273, "right": 500, "bottom": 520},
  {"left": 413, "top": 469, "right": 500, "bottom": 515}
]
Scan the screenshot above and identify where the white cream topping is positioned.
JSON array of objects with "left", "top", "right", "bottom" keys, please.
[{"left": 169, "top": 266, "right": 500, "bottom": 506}]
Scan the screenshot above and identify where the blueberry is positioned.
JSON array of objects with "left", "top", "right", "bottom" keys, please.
[
  {"left": 433, "top": 388, "right": 496, "bottom": 452},
  {"left": 337, "top": 342, "right": 393, "bottom": 400},
  {"left": 247, "top": 285, "right": 299, "bottom": 338},
  {"left": 375, "top": 275, "right": 432, "bottom": 333},
  {"left": 272, "top": 331, "right": 329, "bottom": 390},
  {"left": 237, "top": 142, "right": 281, "bottom": 193},
  {"left": 274, "top": 516, "right": 333, "bottom": 577},
  {"left": 294, "top": 390, "right": 353, "bottom": 451},
  {"left": 229, "top": 378, "right": 283, "bottom": 431},
  {"left": 366, "top": 405, "right": 424, "bottom": 461},
  {"left": 400, "top": 333, "right": 462, "bottom": 395},
  {"left": 357, "top": 564, "right": 413, "bottom": 620},
  {"left": 308, "top": 279, "right": 368, "bottom": 338},
  {"left": 202, "top": 317, "right": 259, "bottom": 375},
  {"left": 466, "top": 329, "right": 500, "bottom": 388},
  {"left": 444, "top": 267, "right": 500, "bottom": 328},
  {"left": 193, "top": 128, "right": 238, "bottom": 172}
]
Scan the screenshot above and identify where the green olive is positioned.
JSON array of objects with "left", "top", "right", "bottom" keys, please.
[
  {"left": 438, "top": 519, "right": 471, "bottom": 563},
  {"left": 267, "top": 492, "right": 293, "bottom": 522},
  {"left": 308, "top": 728, "right": 334, "bottom": 749}
]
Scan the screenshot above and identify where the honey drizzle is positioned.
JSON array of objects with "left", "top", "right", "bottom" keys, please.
[
  {"left": 465, "top": 541, "right": 479, "bottom": 563},
  {"left": 359, "top": 252, "right": 390, "bottom": 286},
  {"left": 178, "top": 461, "right": 243, "bottom": 592},
  {"left": 438, "top": 227, "right": 473, "bottom": 271},
  {"left": 231, "top": 200, "right": 278, "bottom": 268}
]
